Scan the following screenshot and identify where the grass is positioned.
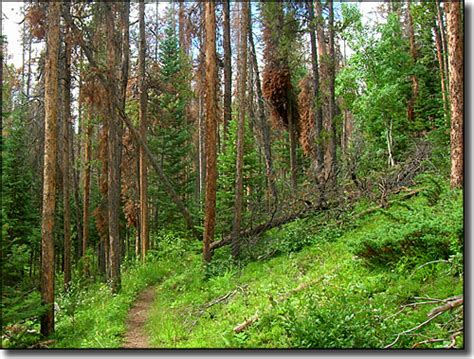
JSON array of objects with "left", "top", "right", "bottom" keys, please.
[
  {"left": 145, "top": 179, "right": 463, "bottom": 349},
  {"left": 52, "top": 256, "right": 171, "bottom": 348},
  {"left": 49, "top": 176, "right": 463, "bottom": 349}
]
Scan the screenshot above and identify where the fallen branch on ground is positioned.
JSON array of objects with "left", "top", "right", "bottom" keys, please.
[
  {"left": 233, "top": 273, "right": 333, "bottom": 334},
  {"left": 353, "top": 188, "right": 424, "bottom": 220},
  {"left": 384, "top": 295, "right": 463, "bottom": 348},
  {"left": 428, "top": 296, "right": 463, "bottom": 318},
  {"left": 187, "top": 285, "right": 248, "bottom": 332}
]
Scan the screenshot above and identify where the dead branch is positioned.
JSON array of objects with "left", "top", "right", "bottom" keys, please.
[
  {"left": 428, "top": 296, "right": 463, "bottom": 318},
  {"left": 410, "top": 259, "right": 450, "bottom": 277},
  {"left": 447, "top": 329, "right": 463, "bottom": 349},
  {"left": 233, "top": 273, "right": 331, "bottom": 334},
  {"left": 233, "top": 313, "right": 260, "bottom": 334},
  {"left": 353, "top": 188, "right": 424, "bottom": 221},
  {"left": 412, "top": 338, "right": 447, "bottom": 348},
  {"left": 384, "top": 311, "right": 444, "bottom": 348}
]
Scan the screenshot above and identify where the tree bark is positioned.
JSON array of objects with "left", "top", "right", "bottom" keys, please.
[
  {"left": 62, "top": 2, "right": 72, "bottom": 290},
  {"left": 446, "top": 1, "right": 463, "bottom": 188},
  {"left": 307, "top": 0, "right": 324, "bottom": 174},
  {"left": 435, "top": 0, "right": 450, "bottom": 90},
  {"left": 314, "top": 0, "right": 330, "bottom": 184},
  {"left": 138, "top": 0, "right": 148, "bottom": 261},
  {"left": 288, "top": 94, "right": 298, "bottom": 191},
  {"left": 231, "top": 2, "right": 248, "bottom": 260},
  {"left": 105, "top": 3, "right": 122, "bottom": 293},
  {"left": 326, "top": 0, "right": 337, "bottom": 184},
  {"left": 407, "top": 0, "right": 419, "bottom": 122},
  {"left": 203, "top": 1, "right": 218, "bottom": 263},
  {"left": 40, "top": 1, "right": 61, "bottom": 337},
  {"left": 223, "top": 0, "right": 232, "bottom": 147},
  {"left": 433, "top": 23, "right": 449, "bottom": 119}
]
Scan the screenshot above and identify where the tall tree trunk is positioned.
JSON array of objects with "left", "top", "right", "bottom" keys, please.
[
  {"left": 40, "top": 1, "right": 61, "bottom": 337},
  {"left": 82, "top": 115, "right": 92, "bottom": 259},
  {"left": 138, "top": 0, "right": 148, "bottom": 261},
  {"left": 62, "top": 2, "right": 72, "bottom": 290},
  {"left": 314, "top": 0, "right": 330, "bottom": 185},
  {"left": 105, "top": 3, "right": 122, "bottom": 293},
  {"left": 203, "top": 1, "right": 218, "bottom": 263},
  {"left": 446, "top": 1, "right": 463, "bottom": 188},
  {"left": 248, "top": 5, "right": 277, "bottom": 206},
  {"left": 231, "top": 2, "right": 248, "bottom": 260},
  {"left": 222, "top": 0, "right": 232, "bottom": 146},
  {"left": 326, "top": 0, "right": 337, "bottom": 184},
  {"left": 433, "top": 22, "right": 449, "bottom": 119},
  {"left": 307, "top": 0, "right": 324, "bottom": 174},
  {"left": 435, "top": 0, "right": 450, "bottom": 90},
  {"left": 407, "top": 0, "right": 419, "bottom": 122},
  {"left": 288, "top": 94, "right": 298, "bottom": 191}
]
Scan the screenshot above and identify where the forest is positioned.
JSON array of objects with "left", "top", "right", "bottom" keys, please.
[{"left": 1, "top": 0, "right": 464, "bottom": 350}]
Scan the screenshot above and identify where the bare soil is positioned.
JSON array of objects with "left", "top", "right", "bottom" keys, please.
[{"left": 122, "top": 286, "right": 156, "bottom": 348}]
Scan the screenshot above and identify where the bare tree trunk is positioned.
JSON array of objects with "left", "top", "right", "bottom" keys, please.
[
  {"left": 248, "top": 5, "right": 277, "bottom": 206},
  {"left": 82, "top": 117, "right": 92, "bottom": 259},
  {"left": 203, "top": 1, "right": 218, "bottom": 263},
  {"left": 314, "top": 0, "right": 330, "bottom": 185},
  {"left": 62, "top": 2, "right": 72, "bottom": 290},
  {"left": 307, "top": 0, "right": 324, "bottom": 174},
  {"left": 407, "top": 0, "right": 419, "bottom": 122},
  {"left": 223, "top": 0, "right": 232, "bottom": 147},
  {"left": 433, "top": 23, "right": 449, "bottom": 119},
  {"left": 446, "top": 1, "right": 463, "bottom": 188},
  {"left": 288, "top": 95, "right": 298, "bottom": 191},
  {"left": 231, "top": 2, "right": 248, "bottom": 260},
  {"left": 326, "top": 0, "right": 337, "bottom": 184},
  {"left": 105, "top": 3, "right": 122, "bottom": 293},
  {"left": 138, "top": 0, "right": 148, "bottom": 261},
  {"left": 387, "top": 118, "right": 395, "bottom": 167},
  {"left": 435, "top": 0, "right": 450, "bottom": 90},
  {"left": 40, "top": 1, "right": 61, "bottom": 337}
]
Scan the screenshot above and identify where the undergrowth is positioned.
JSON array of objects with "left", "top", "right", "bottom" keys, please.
[
  {"left": 13, "top": 175, "right": 461, "bottom": 349},
  {"left": 145, "top": 174, "right": 463, "bottom": 349}
]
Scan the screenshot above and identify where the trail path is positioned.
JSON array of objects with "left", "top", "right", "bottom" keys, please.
[{"left": 122, "top": 286, "right": 156, "bottom": 348}]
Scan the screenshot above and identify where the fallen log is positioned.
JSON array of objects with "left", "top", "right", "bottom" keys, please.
[{"left": 210, "top": 202, "right": 334, "bottom": 252}]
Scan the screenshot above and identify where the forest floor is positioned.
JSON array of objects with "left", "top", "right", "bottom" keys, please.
[
  {"left": 49, "top": 175, "right": 463, "bottom": 349},
  {"left": 122, "top": 285, "right": 156, "bottom": 348}
]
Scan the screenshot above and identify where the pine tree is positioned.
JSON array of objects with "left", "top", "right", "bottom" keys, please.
[{"left": 150, "top": 15, "right": 194, "bottom": 228}]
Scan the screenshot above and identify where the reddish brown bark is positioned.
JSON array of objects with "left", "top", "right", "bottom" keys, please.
[
  {"left": 203, "top": 2, "right": 218, "bottom": 263},
  {"left": 446, "top": 1, "right": 463, "bottom": 188},
  {"left": 62, "top": 2, "right": 72, "bottom": 290},
  {"left": 223, "top": 0, "right": 232, "bottom": 146},
  {"left": 40, "top": 1, "right": 61, "bottom": 336},
  {"left": 105, "top": 3, "right": 122, "bottom": 292}
]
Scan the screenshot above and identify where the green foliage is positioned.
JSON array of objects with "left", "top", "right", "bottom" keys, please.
[
  {"left": 142, "top": 176, "right": 462, "bottom": 349},
  {"left": 216, "top": 117, "right": 263, "bottom": 236},
  {"left": 148, "top": 15, "right": 194, "bottom": 229},
  {"left": 349, "top": 180, "right": 462, "bottom": 268},
  {"left": 52, "top": 234, "right": 173, "bottom": 348}
]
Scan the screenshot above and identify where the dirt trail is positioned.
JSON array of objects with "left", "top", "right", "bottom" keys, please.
[{"left": 122, "top": 286, "right": 156, "bottom": 348}]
